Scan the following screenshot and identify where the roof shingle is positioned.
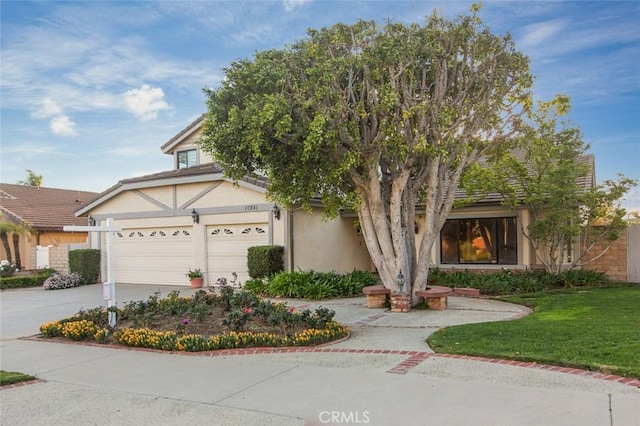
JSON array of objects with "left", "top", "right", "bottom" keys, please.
[{"left": 0, "top": 183, "right": 98, "bottom": 231}]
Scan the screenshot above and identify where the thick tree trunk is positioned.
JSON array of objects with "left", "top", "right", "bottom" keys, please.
[
  {"left": 1, "top": 231, "right": 12, "bottom": 264},
  {"left": 12, "top": 233, "right": 22, "bottom": 270}
]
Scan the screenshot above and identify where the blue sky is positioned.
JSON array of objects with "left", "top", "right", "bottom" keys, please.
[{"left": 1, "top": 1, "right": 639, "bottom": 211}]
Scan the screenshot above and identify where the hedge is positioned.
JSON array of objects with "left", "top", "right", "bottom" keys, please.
[
  {"left": 69, "top": 249, "right": 101, "bottom": 285},
  {"left": 0, "top": 270, "right": 55, "bottom": 290},
  {"left": 247, "top": 245, "right": 284, "bottom": 278}
]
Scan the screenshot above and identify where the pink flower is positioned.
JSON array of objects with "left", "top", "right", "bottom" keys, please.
[
  {"left": 288, "top": 307, "right": 295, "bottom": 313},
  {"left": 182, "top": 317, "right": 190, "bottom": 325},
  {"left": 243, "top": 307, "right": 253, "bottom": 314}
]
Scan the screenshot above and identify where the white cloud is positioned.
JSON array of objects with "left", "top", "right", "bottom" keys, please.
[
  {"left": 122, "top": 85, "right": 170, "bottom": 121},
  {"left": 32, "top": 98, "right": 63, "bottom": 118},
  {"left": 50, "top": 115, "right": 78, "bottom": 136},
  {"left": 282, "top": 0, "right": 311, "bottom": 12},
  {"left": 519, "top": 19, "right": 566, "bottom": 49}
]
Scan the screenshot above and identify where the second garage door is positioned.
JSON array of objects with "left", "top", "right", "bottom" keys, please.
[{"left": 207, "top": 224, "right": 269, "bottom": 284}]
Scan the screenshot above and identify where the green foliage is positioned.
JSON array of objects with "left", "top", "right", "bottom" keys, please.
[
  {"left": 0, "top": 370, "right": 36, "bottom": 385},
  {"left": 462, "top": 96, "right": 636, "bottom": 274},
  {"left": 247, "top": 245, "right": 284, "bottom": 278},
  {"left": 0, "top": 269, "right": 55, "bottom": 289},
  {"left": 199, "top": 6, "right": 533, "bottom": 292},
  {"left": 243, "top": 278, "right": 269, "bottom": 295},
  {"left": 428, "top": 284, "right": 640, "bottom": 378},
  {"left": 429, "top": 268, "right": 608, "bottom": 296},
  {"left": 17, "top": 169, "right": 43, "bottom": 187},
  {"left": 41, "top": 289, "right": 348, "bottom": 351},
  {"left": 69, "top": 249, "right": 100, "bottom": 285},
  {"left": 559, "top": 269, "right": 609, "bottom": 287},
  {"left": 246, "top": 269, "right": 378, "bottom": 300}
]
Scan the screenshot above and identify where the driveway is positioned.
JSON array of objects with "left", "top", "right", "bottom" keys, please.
[{"left": 1, "top": 284, "right": 638, "bottom": 425}]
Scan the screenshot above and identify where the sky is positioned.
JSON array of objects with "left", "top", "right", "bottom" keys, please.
[{"left": 1, "top": 0, "right": 639, "bottom": 211}]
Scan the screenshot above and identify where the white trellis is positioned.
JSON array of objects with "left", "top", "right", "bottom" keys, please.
[{"left": 64, "top": 218, "right": 122, "bottom": 327}]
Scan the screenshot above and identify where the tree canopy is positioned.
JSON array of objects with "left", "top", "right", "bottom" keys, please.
[
  {"left": 463, "top": 96, "right": 636, "bottom": 274},
  {"left": 18, "top": 169, "right": 43, "bottom": 187},
  {"left": 200, "top": 5, "right": 532, "bottom": 295}
]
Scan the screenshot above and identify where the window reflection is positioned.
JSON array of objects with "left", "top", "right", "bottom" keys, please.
[{"left": 440, "top": 217, "right": 517, "bottom": 265}]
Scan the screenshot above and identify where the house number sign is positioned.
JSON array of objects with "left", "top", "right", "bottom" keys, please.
[{"left": 244, "top": 204, "right": 258, "bottom": 211}]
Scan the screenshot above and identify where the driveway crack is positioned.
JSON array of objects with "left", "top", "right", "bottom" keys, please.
[{"left": 211, "top": 364, "right": 300, "bottom": 405}]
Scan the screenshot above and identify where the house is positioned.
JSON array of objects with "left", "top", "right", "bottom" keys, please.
[
  {"left": 75, "top": 116, "right": 598, "bottom": 286},
  {"left": 76, "top": 116, "right": 371, "bottom": 286},
  {"left": 0, "top": 183, "right": 98, "bottom": 271}
]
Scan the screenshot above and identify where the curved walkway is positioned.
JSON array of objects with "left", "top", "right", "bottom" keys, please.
[{"left": 1, "top": 284, "right": 639, "bottom": 426}]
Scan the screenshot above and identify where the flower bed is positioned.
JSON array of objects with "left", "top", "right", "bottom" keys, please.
[{"left": 39, "top": 287, "right": 349, "bottom": 352}]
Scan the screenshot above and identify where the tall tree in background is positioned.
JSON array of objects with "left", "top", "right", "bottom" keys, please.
[
  {"left": 200, "top": 5, "right": 532, "bottom": 297},
  {"left": 463, "top": 96, "right": 636, "bottom": 274},
  {"left": 18, "top": 169, "right": 43, "bottom": 187},
  {"left": 0, "top": 218, "right": 31, "bottom": 270}
]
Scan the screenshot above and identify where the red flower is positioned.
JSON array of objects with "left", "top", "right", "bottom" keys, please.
[
  {"left": 243, "top": 307, "right": 253, "bottom": 314},
  {"left": 288, "top": 307, "right": 295, "bottom": 313}
]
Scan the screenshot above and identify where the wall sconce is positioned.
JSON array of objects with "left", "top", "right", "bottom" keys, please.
[
  {"left": 272, "top": 204, "right": 281, "bottom": 220},
  {"left": 88, "top": 215, "right": 96, "bottom": 226},
  {"left": 191, "top": 208, "right": 200, "bottom": 224},
  {"left": 397, "top": 270, "right": 406, "bottom": 294}
]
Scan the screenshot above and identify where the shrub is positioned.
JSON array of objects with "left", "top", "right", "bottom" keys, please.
[
  {"left": 0, "top": 269, "right": 55, "bottom": 289},
  {"left": 43, "top": 272, "right": 83, "bottom": 290},
  {"left": 0, "top": 260, "right": 17, "bottom": 278},
  {"left": 243, "top": 278, "right": 268, "bottom": 295},
  {"left": 247, "top": 245, "right": 284, "bottom": 278},
  {"left": 428, "top": 268, "right": 568, "bottom": 296},
  {"left": 560, "top": 269, "right": 609, "bottom": 287},
  {"left": 69, "top": 249, "right": 100, "bottom": 285},
  {"left": 252, "top": 269, "right": 378, "bottom": 300}
]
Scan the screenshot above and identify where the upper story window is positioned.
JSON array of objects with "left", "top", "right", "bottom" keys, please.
[
  {"left": 440, "top": 217, "right": 518, "bottom": 265},
  {"left": 177, "top": 149, "right": 197, "bottom": 169}
]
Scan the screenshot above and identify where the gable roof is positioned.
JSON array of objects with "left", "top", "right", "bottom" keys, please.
[
  {"left": 75, "top": 163, "right": 269, "bottom": 217},
  {"left": 160, "top": 114, "right": 205, "bottom": 154},
  {"left": 0, "top": 183, "right": 98, "bottom": 231}
]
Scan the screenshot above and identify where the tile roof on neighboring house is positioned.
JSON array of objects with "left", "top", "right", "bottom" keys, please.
[{"left": 0, "top": 183, "right": 98, "bottom": 231}]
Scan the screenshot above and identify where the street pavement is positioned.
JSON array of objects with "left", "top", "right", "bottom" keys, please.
[{"left": 1, "top": 283, "right": 638, "bottom": 426}]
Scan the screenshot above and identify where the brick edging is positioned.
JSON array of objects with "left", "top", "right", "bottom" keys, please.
[
  {"left": 0, "top": 378, "right": 46, "bottom": 389},
  {"left": 20, "top": 335, "right": 640, "bottom": 388}
]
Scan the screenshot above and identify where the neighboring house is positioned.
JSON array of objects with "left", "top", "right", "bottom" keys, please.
[
  {"left": 0, "top": 183, "right": 98, "bottom": 271},
  {"left": 76, "top": 116, "right": 599, "bottom": 287}
]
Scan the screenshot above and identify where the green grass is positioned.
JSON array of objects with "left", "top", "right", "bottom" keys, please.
[
  {"left": 0, "top": 370, "right": 36, "bottom": 385},
  {"left": 428, "top": 284, "right": 640, "bottom": 378}
]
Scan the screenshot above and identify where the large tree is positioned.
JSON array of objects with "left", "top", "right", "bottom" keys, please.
[
  {"left": 200, "top": 6, "right": 532, "bottom": 297},
  {"left": 463, "top": 96, "right": 636, "bottom": 274}
]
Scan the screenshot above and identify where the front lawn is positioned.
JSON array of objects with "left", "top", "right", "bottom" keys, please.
[{"left": 428, "top": 284, "right": 640, "bottom": 378}]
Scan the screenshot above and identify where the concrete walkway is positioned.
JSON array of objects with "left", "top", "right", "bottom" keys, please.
[{"left": 1, "top": 284, "right": 638, "bottom": 426}]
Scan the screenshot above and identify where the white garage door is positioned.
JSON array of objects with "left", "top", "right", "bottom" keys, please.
[
  {"left": 113, "top": 227, "right": 193, "bottom": 285},
  {"left": 207, "top": 224, "right": 269, "bottom": 285}
]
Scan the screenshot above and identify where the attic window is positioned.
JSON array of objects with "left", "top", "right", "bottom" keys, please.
[{"left": 177, "top": 149, "right": 197, "bottom": 169}]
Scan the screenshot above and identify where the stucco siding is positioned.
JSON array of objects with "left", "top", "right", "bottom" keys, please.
[
  {"left": 291, "top": 207, "right": 372, "bottom": 273},
  {"left": 93, "top": 191, "right": 168, "bottom": 214}
]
